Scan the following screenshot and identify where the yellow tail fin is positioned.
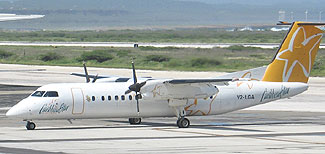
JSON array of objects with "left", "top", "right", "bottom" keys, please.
[{"left": 262, "top": 22, "right": 324, "bottom": 83}]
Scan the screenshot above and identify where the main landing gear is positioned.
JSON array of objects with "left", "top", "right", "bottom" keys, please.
[
  {"left": 169, "top": 99, "right": 191, "bottom": 128},
  {"left": 129, "top": 117, "right": 141, "bottom": 125},
  {"left": 26, "top": 121, "right": 36, "bottom": 130}
]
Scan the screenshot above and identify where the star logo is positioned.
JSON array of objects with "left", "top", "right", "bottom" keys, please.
[
  {"left": 236, "top": 81, "right": 253, "bottom": 89},
  {"left": 184, "top": 94, "right": 218, "bottom": 116},
  {"left": 235, "top": 72, "right": 259, "bottom": 89},
  {"left": 275, "top": 26, "right": 323, "bottom": 82},
  {"left": 151, "top": 85, "right": 163, "bottom": 97},
  {"left": 86, "top": 95, "right": 91, "bottom": 102}
]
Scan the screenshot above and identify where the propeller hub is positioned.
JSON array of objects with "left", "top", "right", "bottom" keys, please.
[{"left": 128, "top": 82, "right": 146, "bottom": 93}]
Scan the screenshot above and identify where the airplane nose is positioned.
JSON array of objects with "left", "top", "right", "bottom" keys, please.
[
  {"left": 6, "top": 108, "right": 16, "bottom": 117},
  {"left": 6, "top": 101, "right": 30, "bottom": 118},
  {"left": 6, "top": 105, "right": 20, "bottom": 117}
]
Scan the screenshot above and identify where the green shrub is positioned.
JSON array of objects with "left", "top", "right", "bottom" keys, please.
[
  {"left": 116, "top": 50, "right": 129, "bottom": 57},
  {"left": 166, "top": 59, "right": 183, "bottom": 67},
  {"left": 226, "top": 45, "right": 245, "bottom": 51},
  {"left": 39, "top": 52, "right": 63, "bottom": 61},
  {"left": 226, "top": 45, "right": 262, "bottom": 51},
  {"left": 139, "top": 46, "right": 180, "bottom": 51},
  {"left": 0, "top": 50, "right": 14, "bottom": 59},
  {"left": 249, "top": 54, "right": 264, "bottom": 59},
  {"left": 190, "top": 58, "right": 222, "bottom": 67},
  {"left": 313, "top": 59, "right": 323, "bottom": 70},
  {"left": 139, "top": 46, "right": 157, "bottom": 51},
  {"left": 78, "top": 50, "right": 114, "bottom": 63},
  {"left": 145, "top": 55, "right": 170, "bottom": 62}
]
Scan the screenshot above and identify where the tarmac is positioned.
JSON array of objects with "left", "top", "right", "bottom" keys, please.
[{"left": 0, "top": 64, "right": 325, "bottom": 154}]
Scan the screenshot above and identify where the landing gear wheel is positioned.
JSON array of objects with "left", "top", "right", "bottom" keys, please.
[
  {"left": 26, "top": 121, "right": 36, "bottom": 130},
  {"left": 177, "top": 117, "right": 190, "bottom": 128},
  {"left": 129, "top": 118, "right": 141, "bottom": 125}
]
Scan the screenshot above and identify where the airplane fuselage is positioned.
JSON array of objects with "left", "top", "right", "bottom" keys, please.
[{"left": 7, "top": 81, "right": 308, "bottom": 121}]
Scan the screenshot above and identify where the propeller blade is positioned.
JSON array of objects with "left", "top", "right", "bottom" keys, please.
[
  {"left": 132, "top": 61, "right": 137, "bottom": 84},
  {"left": 83, "top": 62, "right": 90, "bottom": 83},
  {"left": 125, "top": 89, "right": 132, "bottom": 95},
  {"left": 128, "top": 81, "right": 146, "bottom": 93},
  {"left": 139, "top": 81, "right": 146, "bottom": 89},
  {"left": 136, "top": 99, "right": 140, "bottom": 115},
  {"left": 135, "top": 92, "right": 140, "bottom": 114},
  {"left": 92, "top": 74, "right": 98, "bottom": 83},
  {"left": 128, "top": 60, "right": 142, "bottom": 116}
]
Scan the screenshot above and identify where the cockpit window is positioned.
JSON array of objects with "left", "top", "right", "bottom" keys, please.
[
  {"left": 31, "top": 91, "right": 45, "bottom": 97},
  {"left": 43, "top": 91, "right": 59, "bottom": 97}
]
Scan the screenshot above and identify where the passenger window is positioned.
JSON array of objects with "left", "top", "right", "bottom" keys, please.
[
  {"left": 31, "top": 91, "right": 45, "bottom": 97},
  {"left": 92, "top": 96, "right": 95, "bottom": 101},
  {"left": 129, "top": 95, "right": 132, "bottom": 100},
  {"left": 108, "top": 95, "right": 111, "bottom": 101},
  {"left": 101, "top": 96, "right": 105, "bottom": 101},
  {"left": 121, "top": 95, "right": 125, "bottom": 101},
  {"left": 115, "top": 95, "right": 119, "bottom": 101},
  {"left": 43, "top": 91, "right": 59, "bottom": 97}
]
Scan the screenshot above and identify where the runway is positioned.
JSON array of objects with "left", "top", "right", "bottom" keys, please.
[
  {"left": 1, "top": 41, "right": 325, "bottom": 49},
  {"left": 1, "top": 111, "right": 325, "bottom": 153},
  {"left": 0, "top": 64, "right": 325, "bottom": 153}
]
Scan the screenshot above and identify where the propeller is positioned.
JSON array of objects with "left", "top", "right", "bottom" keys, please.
[
  {"left": 83, "top": 62, "right": 98, "bottom": 83},
  {"left": 125, "top": 61, "right": 146, "bottom": 115}
]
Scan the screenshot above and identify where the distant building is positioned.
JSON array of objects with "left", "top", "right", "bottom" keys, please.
[
  {"left": 239, "top": 26, "right": 253, "bottom": 31},
  {"left": 270, "top": 27, "right": 289, "bottom": 32}
]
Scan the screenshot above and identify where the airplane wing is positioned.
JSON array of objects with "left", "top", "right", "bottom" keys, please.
[
  {"left": 141, "top": 78, "right": 232, "bottom": 100},
  {"left": 70, "top": 73, "right": 112, "bottom": 79},
  {"left": 0, "top": 14, "right": 44, "bottom": 22},
  {"left": 163, "top": 78, "right": 232, "bottom": 84},
  {"left": 71, "top": 72, "right": 152, "bottom": 83}
]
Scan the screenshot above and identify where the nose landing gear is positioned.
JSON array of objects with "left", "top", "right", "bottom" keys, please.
[
  {"left": 26, "top": 121, "right": 36, "bottom": 130},
  {"left": 177, "top": 117, "right": 190, "bottom": 128},
  {"left": 129, "top": 118, "right": 142, "bottom": 125}
]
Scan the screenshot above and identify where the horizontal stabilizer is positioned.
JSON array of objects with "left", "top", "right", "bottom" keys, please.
[
  {"left": 298, "top": 23, "right": 325, "bottom": 26},
  {"left": 277, "top": 21, "right": 325, "bottom": 26}
]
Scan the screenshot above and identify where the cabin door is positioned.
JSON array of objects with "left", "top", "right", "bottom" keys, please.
[{"left": 71, "top": 88, "right": 85, "bottom": 114}]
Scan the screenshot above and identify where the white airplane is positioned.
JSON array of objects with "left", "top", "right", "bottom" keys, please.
[
  {"left": 0, "top": 13, "right": 44, "bottom": 22},
  {"left": 6, "top": 21, "right": 325, "bottom": 130}
]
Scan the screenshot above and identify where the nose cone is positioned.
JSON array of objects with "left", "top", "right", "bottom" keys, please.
[
  {"left": 6, "top": 100, "right": 29, "bottom": 118},
  {"left": 6, "top": 105, "right": 23, "bottom": 118},
  {"left": 5, "top": 107, "right": 17, "bottom": 117}
]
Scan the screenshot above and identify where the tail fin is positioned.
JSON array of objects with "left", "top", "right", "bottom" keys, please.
[{"left": 262, "top": 21, "right": 324, "bottom": 83}]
